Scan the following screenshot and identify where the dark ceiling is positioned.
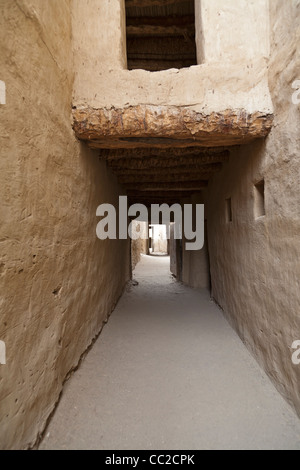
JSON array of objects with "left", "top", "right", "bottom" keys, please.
[{"left": 125, "top": 0, "right": 197, "bottom": 71}]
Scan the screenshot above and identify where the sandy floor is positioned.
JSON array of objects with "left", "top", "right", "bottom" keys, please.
[{"left": 40, "top": 254, "right": 300, "bottom": 450}]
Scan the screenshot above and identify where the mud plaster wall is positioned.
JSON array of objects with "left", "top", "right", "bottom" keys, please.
[
  {"left": 131, "top": 221, "right": 148, "bottom": 271},
  {"left": 0, "top": 0, "right": 130, "bottom": 449},
  {"left": 181, "top": 195, "right": 210, "bottom": 290},
  {"left": 206, "top": 0, "right": 300, "bottom": 415},
  {"left": 198, "top": 0, "right": 270, "bottom": 64},
  {"left": 152, "top": 225, "right": 168, "bottom": 254},
  {"left": 72, "top": 0, "right": 272, "bottom": 116},
  {"left": 169, "top": 224, "right": 177, "bottom": 278}
]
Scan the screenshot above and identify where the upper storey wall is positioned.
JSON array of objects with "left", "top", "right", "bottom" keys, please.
[
  {"left": 197, "top": 0, "right": 270, "bottom": 64},
  {"left": 72, "top": 0, "right": 273, "bottom": 116}
]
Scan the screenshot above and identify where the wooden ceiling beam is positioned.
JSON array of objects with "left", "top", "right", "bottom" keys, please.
[
  {"left": 123, "top": 181, "right": 208, "bottom": 191},
  {"left": 126, "top": 25, "right": 194, "bottom": 37},
  {"left": 100, "top": 148, "right": 229, "bottom": 160},
  {"left": 127, "top": 36, "right": 195, "bottom": 56},
  {"left": 88, "top": 138, "right": 234, "bottom": 150},
  {"left": 119, "top": 174, "right": 210, "bottom": 184},
  {"left": 125, "top": 0, "right": 191, "bottom": 7},
  {"left": 126, "top": 15, "right": 194, "bottom": 27},
  {"left": 127, "top": 190, "right": 200, "bottom": 200},
  {"left": 89, "top": 138, "right": 234, "bottom": 150},
  {"left": 109, "top": 162, "right": 223, "bottom": 173}
]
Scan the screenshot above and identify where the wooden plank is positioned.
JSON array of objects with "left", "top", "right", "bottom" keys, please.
[
  {"left": 127, "top": 191, "right": 196, "bottom": 197},
  {"left": 108, "top": 160, "right": 224, "bottom": 171},
  {"left": 88, "top": 138, "right": 230, "bottom": 149},
  {"left": 123, "top": 181, "right": 208, "bottom": 191},
  {"left": 112, "top": 164, "right": 222, "bottom": 175},
  {"left": 126, "top": 15, "right": 195, "bottom": 27},
  {"left": 118, "top": 173, "right": 210, "bottom": 183},
  {"left": 126, "top": 0, "right": 191, "bottom": 7},
  {"left": 127, "top": 190, "right": 202, "bottom": 205},
  {"left": 127, "top": 25, "right": 194, "bottom": 37},
  {"left": 127, "top": 37, "right": 195, "bottom": 57},
  {"left": 100, "top": 148, "right": 230, "bottom": 160}
]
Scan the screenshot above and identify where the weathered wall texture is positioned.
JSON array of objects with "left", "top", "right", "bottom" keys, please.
[
  {"left": 152, "top": 225, "right": 168, "bottom": 254},
  {"left": 131, "top": 221, "right": 148, "bottom": 270},
  {"left": 206, "top": 0, "right": 300, "bottom": 415},
  {"left": 72, "top": 0, "right": 272, "bottom": 116},
  {"left": 181, "top": 195, "right": 210, "bottom": 290},
  {"left": 198, "top": 0, "right": 270, "bottom": 64},
  {"left": 0, "top": 0, "right": 130, "bottom": 449},
  {"left": 169, "top": 224, "right": 177, "bottom": 278}
]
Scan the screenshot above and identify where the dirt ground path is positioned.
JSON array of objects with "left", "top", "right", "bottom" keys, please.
[{"left": 40, "top": 255, "right": 300, "bottom": 450}]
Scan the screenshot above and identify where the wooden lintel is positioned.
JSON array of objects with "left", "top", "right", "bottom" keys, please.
[{"left": 73, "top": 105, "right": 273, "bottom": 149}]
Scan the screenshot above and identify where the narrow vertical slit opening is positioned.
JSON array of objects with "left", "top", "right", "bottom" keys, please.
[
  {"left": 226, "top": 197, "right": 232, "bottom": 223},
  {"left": 254, "top": 180, "right": 265, "bottom": 218}
]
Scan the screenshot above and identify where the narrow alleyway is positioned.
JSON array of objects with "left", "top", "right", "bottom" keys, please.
[{"left": 40, "top": 255, "right": 300, "bottom": 450}]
